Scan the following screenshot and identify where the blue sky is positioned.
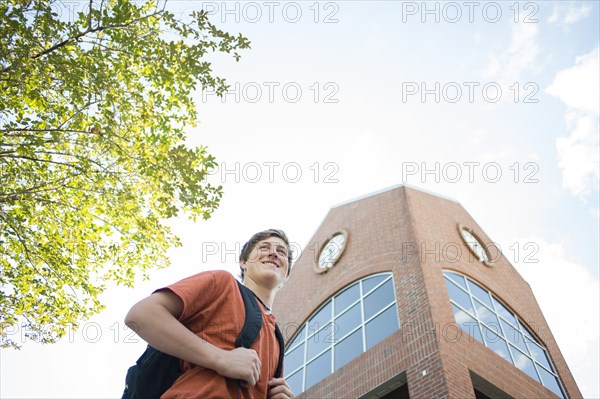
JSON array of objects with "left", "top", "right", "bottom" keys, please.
[{"left": 1, "top": 1, "right": 598, "bottom": 398}]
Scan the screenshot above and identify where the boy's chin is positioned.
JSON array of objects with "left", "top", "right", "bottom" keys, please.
[{"left": 259, "top": 271, "right": 283, "bottom": 287}]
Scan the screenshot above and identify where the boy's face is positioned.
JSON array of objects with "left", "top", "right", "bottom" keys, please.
[{"left": 241, "top": 237, "right": 290, "bottom": 288}]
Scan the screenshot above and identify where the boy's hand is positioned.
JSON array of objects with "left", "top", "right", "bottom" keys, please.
[
  {"left": 214, "top": 347, "right": 262, "bottom": 386},
  {"left": 268, "top": 377, "right": 295, "bottom": 398}
]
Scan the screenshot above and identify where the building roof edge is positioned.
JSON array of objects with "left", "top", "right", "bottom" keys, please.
[{"left": 331, "top": 184, "right": 460, "bottom": 209}]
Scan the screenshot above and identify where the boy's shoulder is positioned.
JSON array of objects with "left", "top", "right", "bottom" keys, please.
[
  {"left": 204, "top": 269, "right": 238, "bottom": 285},
  {"left": 185, "top": 269, "right": 236, "bottom": 281},
  {"left": 185, "top": 269, "right": 238, "bottom": 291},
  {"left": 209, "top": 269, "right": 236, "bottom": 280},
  {"left": 165, "top": 269, "right": 237, "bottom": 295}
]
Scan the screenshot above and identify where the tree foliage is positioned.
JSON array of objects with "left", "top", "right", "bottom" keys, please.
[{"left": 0, "top": 0, "right": 250, "bottom": 348}]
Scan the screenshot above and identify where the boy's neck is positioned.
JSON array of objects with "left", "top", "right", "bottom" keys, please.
[{"left": 243, "top": 279, "right": 277, "bottom": 311}]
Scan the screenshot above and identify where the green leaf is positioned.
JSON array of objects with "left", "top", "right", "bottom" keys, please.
[{"left": 0, "top": 0, "right": 245, "bottom": 349}]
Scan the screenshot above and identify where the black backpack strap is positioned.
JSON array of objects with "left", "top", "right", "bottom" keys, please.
[
  {"left": 235, "top": 281, "right": 285, "bottom": 380},
  {"left": 274, "top": 323, "right": 285, "bottom": 378},
  {"left": 235, "top": 280, "right": 263, "bottom": 348}
]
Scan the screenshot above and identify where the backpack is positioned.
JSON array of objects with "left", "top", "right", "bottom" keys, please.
[{"left": 122, "top": 280, "right": 285, "bottom": 399}]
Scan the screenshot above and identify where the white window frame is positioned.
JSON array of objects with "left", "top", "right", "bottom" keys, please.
[{"left": 284, "top": 272, "right": 400, "bottom": 394}]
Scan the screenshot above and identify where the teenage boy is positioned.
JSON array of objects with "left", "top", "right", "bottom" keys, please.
[{"left": 125, "top": 229, "right": 295, "bottom": 398}]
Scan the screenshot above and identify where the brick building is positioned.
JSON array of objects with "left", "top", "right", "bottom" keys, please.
[{"left": 273, "top": 185, "right": 581, "bottom": 399}]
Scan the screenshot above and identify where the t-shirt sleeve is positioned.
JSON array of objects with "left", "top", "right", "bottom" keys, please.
[{"left": 156, "top": 270, "right": 232, "bottom": 322}]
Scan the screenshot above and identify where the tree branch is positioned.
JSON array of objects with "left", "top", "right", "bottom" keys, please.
[
  {"left": 1, "top": 128, "right": 94, "bottom": 135},
  {"left": 31, "top": 12, "right": 164, "bottom": 61},
  {"left": 0, "top": 154, "right": 86, "bottom": 173},
  {"left": 0, "top": 177, "right": 70, "bottom": 201},
  {"left": 0, "top": 213, "right": 51, "bottom": 287},
  {"left": 1, "top": 9, "right": 164, "bottom": 74}
]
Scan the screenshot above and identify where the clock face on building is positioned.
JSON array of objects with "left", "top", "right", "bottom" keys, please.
[
  {"left": 317, "top": 232, "right": 347, "bottom": 272},
  {"left": 459, "top": 226, "right": 490, "bottom": 263}
]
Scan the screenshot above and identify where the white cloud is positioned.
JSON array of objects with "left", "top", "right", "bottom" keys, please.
[
  {"left": 547, "top": 48, "right": 600, "bottom": 199},
  {"left": 555, "top": 112, "right": 600, "bottom": 197},
  {"left": 480, "top": 23, "right": 540, "bottom": 107},
  {"left": 548, "top": 9, "right": 560, "bottom": 24},
  {"left": 547, "top": 49, "right": 600, "bottom": 115},
  {"left": 548, "top": 3, "right": 592, "bottom": 30},
  {"left": 512, "top": 236, "right": 600, "bottom": 398},
  {"left": 483, "top": 23, "right": 539, "bottom": 84}
]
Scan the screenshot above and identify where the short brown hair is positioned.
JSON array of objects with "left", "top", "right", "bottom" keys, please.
[{"left": 239, "top": 229, "right": 293, "bottom": 280}]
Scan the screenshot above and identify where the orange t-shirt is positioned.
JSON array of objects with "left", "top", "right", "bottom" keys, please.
[{"left": 159, "top": 270, "right": 280, "bottom": 399}]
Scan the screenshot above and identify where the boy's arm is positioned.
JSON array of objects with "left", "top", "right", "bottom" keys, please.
[{"left": 125, "top": 290, "right": 262, "bottom": 386}]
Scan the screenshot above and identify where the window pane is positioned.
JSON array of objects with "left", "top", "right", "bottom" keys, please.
[
  {"left": 364, "top": 279, "right": 395, "bottom": 320},
  {"left": 362, "top": 274, "right": 387, "bottom": 295},
  {"left": 482, "top": 326, "right": 511, "bottom": 363},
  {"left": 284, "top": 343, "right": 305, "bottom": 374},
  {"left": 451, "top": 304, "right": 483, "bottom": 344},
  {"left": 519, "top": 320, "right": 537, "bottom": 343},
  {"left": 334, "top": 328, "right": 363, "bottom": 371},
  {"left": 444, "top": 270, "right": 565, "bottom": 399},
  {"left": 509, "top": 345, "right": 540, "bottom": 383},
  {"left": 334, "top": 283, "right": 359, "bottom": 316},
  {"left": 501, "top": 319, "right": 527, "bottom": 353},
  {"left": 468, "top": 280, "right": 493, "bottom": 308},
  {"left": 308, "top": 301, "right": 332, "bottom": 334},
  {"left": 445, "top": 279, "right": 474, "bottom": 316},
  {"left": 305, "top": 349, "right": 331, "bottom": 391},
  {"left": 366, "top": 305, "right": 399, "bottom": 350},
  {"left": 287, "top": 273, "right": 398, "bottom": 396},
  {"left": 288, "top": 325, "right": 306, "bottom": 349},
  {"left": 334, "top": 303, "right": 361, "bottom": 341},
  {"left": 444, "top": 272, "right": 467, "bottom": 290},
  {"left": 307, "top": 323, "right": 333, "bottom": 360},
  {"left": 473, "top": 298, "right": 500, "bottom": 330},
  {"left": 492, "top": 297, "right": 516, "bottom": 325},
  {"left": 528, "top": 341, "right": 552, "bottom": 371},
  {"left": 286, "top": 369, "right": 303, "bottom": 396},
  {"left": 538, "top": 366, "right": 565, "bottom": 399}
]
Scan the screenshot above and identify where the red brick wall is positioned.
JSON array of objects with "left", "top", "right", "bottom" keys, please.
[
  {"left": 273, "top": 186, "right": 581, "bottom": 399},
  {"left": 403, "top": 188, "right": 581, "bottom": 398}
]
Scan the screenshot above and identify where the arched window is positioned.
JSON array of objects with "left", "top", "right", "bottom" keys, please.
[
  {"left": 284, "top": 272, "right": 400, "bottom": 395},
  {"left": 443, "top": 270, "right": 566, "bottom": 398}
]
